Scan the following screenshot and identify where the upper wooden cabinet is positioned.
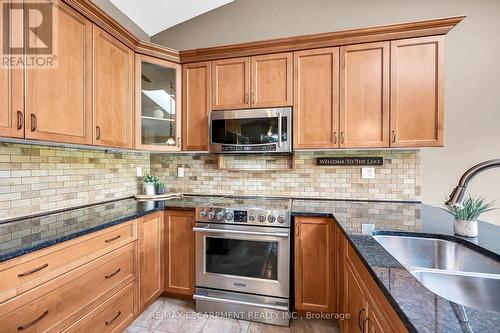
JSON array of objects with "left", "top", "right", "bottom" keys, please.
[
  {"left": 294, "top": 48, "right": 339, "bottom": 149},
  {"left": 138, "top": 212, "right": 163, "bottom": 312},
  {"left": 0, "top": 0, "right": 23, "bottom": 138},
  {"left": 182, "top": 62, "right": 210, "bottom": 151},
  {"left": 212, "top": 57, "right": 250, "bottom": 110},
  {"left": 251, "top": 53, "right": 293, "bottom": 107},
  {"left": 294, "top": 216, "right": 336, "bottom": 313},
  {"left": 25, "top": 1, "right": 93, "bottom": 145},
  {"left": 340, "top": 42, "right": 390, "bottom": 148},
  {"left": 135, "top": 54, "right": 182, "bottom": 151},
  {"left": 164, "top": 210, "right": 195, "bottom": 296},
  {"left": 211, "top": 53, "right": 293, "bottom": 110},
  {"left": 390, "top": 36, "right": 444, "bottom": 147},
  {"left": 92, "top": 25, "right": 134, "bottom": 149}
]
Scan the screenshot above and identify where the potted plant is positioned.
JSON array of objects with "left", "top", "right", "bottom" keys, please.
[
  {"left": 443, "top": 195, "right": 496, "bottom": 237},
  {"left": 156, "top": 181, "right": 166, "bottom": 195},
  {"left": 143, "top": 174, "right": 159, "bottom": 196}
]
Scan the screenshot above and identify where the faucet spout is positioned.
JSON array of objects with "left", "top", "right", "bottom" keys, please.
[{"left": 446, "top": 159, "right": 500, "bottom": 208}]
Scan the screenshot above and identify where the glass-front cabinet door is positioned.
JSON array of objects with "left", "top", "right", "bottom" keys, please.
[{"left": 135, "top": 55, "right": 181, "bottom": 151}]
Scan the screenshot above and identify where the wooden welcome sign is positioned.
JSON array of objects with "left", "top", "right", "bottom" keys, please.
[{"left": 314, "top": 157, "right": 383, "bottom": 166}]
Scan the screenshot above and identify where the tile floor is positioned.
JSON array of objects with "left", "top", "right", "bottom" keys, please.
[{"left": 125, "top": 297, "right": 340, "bottom": 333}]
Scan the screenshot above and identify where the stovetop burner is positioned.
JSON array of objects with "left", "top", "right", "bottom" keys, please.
[{"left": 195, "top": 196, "right": 291, "bottom": 227}]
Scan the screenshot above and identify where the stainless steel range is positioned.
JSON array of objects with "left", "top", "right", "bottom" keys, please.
[{"left": 193, "top": 197, "right": 291, "bottom": 326}]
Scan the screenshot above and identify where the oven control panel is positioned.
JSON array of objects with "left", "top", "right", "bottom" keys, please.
[{"left": 195, "top": 207, "right": 290, "bottom": 228}]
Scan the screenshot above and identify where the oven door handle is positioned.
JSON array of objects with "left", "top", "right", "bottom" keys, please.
[
  {"left": 193, "top": 226, "right": 289, "bottom": 238},
  {"left": 193, "top": 294, "right": 289, "bottom": 312}
]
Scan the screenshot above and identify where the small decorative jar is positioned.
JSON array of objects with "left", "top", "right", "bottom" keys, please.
[
  {"left": 143, "top": 182, "right": 156, "bottom": 196},
  {"left": 454, "top": 219, "right": 478, "bottom": 238}
]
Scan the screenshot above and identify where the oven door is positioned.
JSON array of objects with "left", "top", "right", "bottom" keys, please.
[
  {"left": 209, "top": 107, "right": 292, "bottom": 153},
  {"left": 194, "top": 223, "right": 290, "bottom": 298}
]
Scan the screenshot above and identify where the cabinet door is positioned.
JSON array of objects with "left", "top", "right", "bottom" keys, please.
[
  {"left": 251, "top": 52, "right": 292, "bottom": 107},
  {"left": 25, "top": 1, "right": 92, "bottom": 145},
  {"left": 390, "top": 36, "right": 444, "bottom": 147},
  {"left": 164, "top": 210, "right": 195, "bottom": 296},
  {"left": 340, "top": 42, "right": 389, "bottom": 148},
  {"left": 182, "top": 62, "right": 210, "bottom": 151},
  {"left": 367, "top": 300, "right": 393, "bottom": 333},
  {"left": 295, "top": 216, "right": 335, "bottom": 312},
  {"left": 0, "top": 0, "right": 24, "bottom": 138},
  {"left": 135, "top": 54, "right": 181, "bottom": 151},
  {"left": 294, "top": 48, "right": 339, "bottom": 149},
  {"left": 345, "top": 262, "right": 368, "bottom": 333},
  {"left": 92, "top": 25, "right": 133, "bottom": 148},
  {"left": 139, "top": 212, "right": 163, "bottom": 311},
  {"left": 212, "top": 57, "right": 250, "bottom": 110}
]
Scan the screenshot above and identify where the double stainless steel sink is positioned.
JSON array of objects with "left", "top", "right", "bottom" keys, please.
[{"left": 372, "top": 235, "right": 500, "bottom": 313}]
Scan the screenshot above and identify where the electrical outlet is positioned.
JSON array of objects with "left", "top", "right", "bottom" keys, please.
[
  {"left": 362, "top": 167, "right": 375, "bottom": 179},
  {"left": 136, "top": 167, "right": 143, "bottom": 177},
  {"left": 362, "top": 224, "right": 375, "bottom": 235},
  {"left": 177, "top": 167, "right": 184, "bottom": 177}
]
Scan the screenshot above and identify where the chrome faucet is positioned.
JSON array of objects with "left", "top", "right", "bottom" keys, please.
[{"left": 446, "top": 159, "right": 500, "bottom": 208}]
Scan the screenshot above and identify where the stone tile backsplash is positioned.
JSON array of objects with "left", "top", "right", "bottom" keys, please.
[
  {"left": 151, "top": 150, "right": 421, "bottom": 201},
  {"left": 0, "top": 143, "right": 150, "bottom": 221},
  {"left": 0, "top": 143, "right": 420, "bottom": 221}
]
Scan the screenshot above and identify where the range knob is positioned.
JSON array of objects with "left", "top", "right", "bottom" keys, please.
[
  {"left": 199, "top": 210, "right": 207, "bottom": 218},
  {"left": 208, "top": 210, "right": 216, "bottom": 219},
  {"left": 224, "top": 212, "right": 234, "bottom": 220},
  {"left": 215, "top": 211, "right": 224, "bottom": 221},
  {"left": 258, "top": 214, "right": 267, "bottom": 223},
  {"left": 277, "top": 215, "right": 287, "bottom": 224},
  {"left": 267, "top": 215, "right": 276, "bottom": 223},
  {"left": 248, "top": 215, "right": 256, "bottom": 222}
]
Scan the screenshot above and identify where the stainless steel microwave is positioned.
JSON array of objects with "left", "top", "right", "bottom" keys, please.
[{"left": 209, "top": 107, "right": 292, "bottom": 153}]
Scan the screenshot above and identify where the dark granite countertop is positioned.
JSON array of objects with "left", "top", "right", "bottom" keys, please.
[
  {"left": 0, "top": 195, "right": 218, "bottom": 263},
  {"left": 292, "top": 199, "right": 500, "bottom": 333}
]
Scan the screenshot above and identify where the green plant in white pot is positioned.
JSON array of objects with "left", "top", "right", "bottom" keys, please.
[
  {"left": 443, "top": 196, "right": 496, "bottom": 237},
  {"left": 143, "top": 174, "right": 159, "bottom": 196}
]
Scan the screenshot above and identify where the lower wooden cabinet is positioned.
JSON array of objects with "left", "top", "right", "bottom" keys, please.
[
  {"left": 294, "top": 216, "right": 336, "bottom": 312},
  {"left": 340, "top": 230, "right": 407, "bottom": 333},
  {"left": 0, "top": 243, "right": 136, "bottom": 332},
  {"left": 138, "top": 211, "right": 164, "bottom": 311},
  {"left": 164, "top": 210, "right": 195, "bottom": 296}
]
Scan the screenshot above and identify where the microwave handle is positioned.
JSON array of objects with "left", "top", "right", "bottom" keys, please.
[
  {"left": 278, "top": 112, "right": 282, "bottom": 148},
  {"left": 193, "top": 226, "right": 289, "bottom": 238}
]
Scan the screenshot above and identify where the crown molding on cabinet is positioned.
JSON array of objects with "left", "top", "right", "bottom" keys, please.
[
  {"left": 179, "top": 16, "right": 465, "bottom": 63},
  {"left": 63, "top": 0, "right": 180, "bottom": 63}
]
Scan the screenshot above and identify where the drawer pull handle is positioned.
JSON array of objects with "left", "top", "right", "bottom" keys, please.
[
  {"left": 105, "top": 311, "right": 121, "bottom": 325},
  {"left": 105, "top": 235, "right": 121, "bottom": 243},
  {"left": 17, "top": 263, "right": 49, "bottom": 277},
  {"left": 360, "top": 317, "right": 369, "bottom": 332},
  {"left": 105, "top": 268, "right": 121, "bottom": 279},
  {"left": 17, "top": 310, "right": 48, "bottom": 330}
]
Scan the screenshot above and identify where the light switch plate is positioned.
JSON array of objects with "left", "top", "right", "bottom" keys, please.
[
  {"left": 177, "top": 167, "right": 184, "bottom": 177},
  {"left": 136, "top": 167, "right": 142, "bottom": 177},
  {"left": 361, "top": 167, "right": 375, "bottom": 179},
  {"left": 362, "top": 224, "right": 375, "bottom": 235}
]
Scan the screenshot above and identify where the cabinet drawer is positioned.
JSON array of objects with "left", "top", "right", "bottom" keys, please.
[
  {"left": 63, "top": 282, "right": 135, "bottom": 333},
  {"left": 0, "top": 220, "right": 136, "bottom": 302},
  {"left": 0, "top": 243, "right": 136, "bottom": 333}
]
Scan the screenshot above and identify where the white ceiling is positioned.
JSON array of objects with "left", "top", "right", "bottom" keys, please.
[{"left": 109, "top": 0, "right": 233, "bottom": 36}]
